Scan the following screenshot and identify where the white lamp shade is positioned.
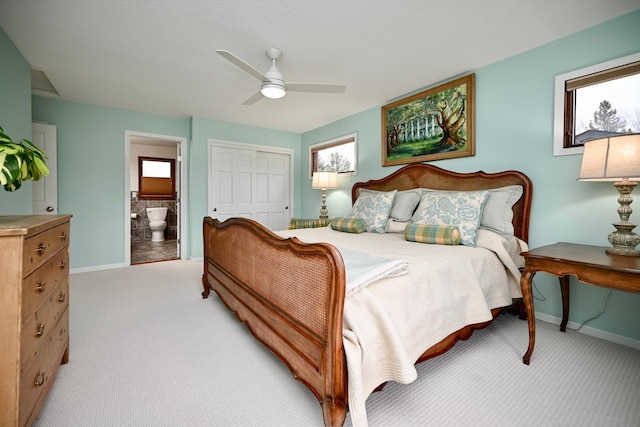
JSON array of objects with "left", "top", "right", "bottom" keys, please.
[
  {"left": 578, "top": 134, "right": 640, "bottom": 181},
  {"left": 312, "top": 171, "right": 338, "bottom": 189},
  {"left": 260, "top": 82, "right": 286, "bottom": 99}
]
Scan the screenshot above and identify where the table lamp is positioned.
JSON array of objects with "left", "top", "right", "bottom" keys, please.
[
  {"left": 312, "top": 171, "right": 338, "bottom": 219},
  {"left": 578, "top": 134, "right": 640, "bottom": 256}
]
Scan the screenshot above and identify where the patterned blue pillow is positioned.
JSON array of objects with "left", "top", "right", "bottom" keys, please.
[
  {"left": 422, "top": 185, "right": 523, "bottom": 239},
  {"left": 349, "top": 189, "right": 397, "bottom": 233},
  {"left": 411, "top": 190, "right": 489, "bottom": 246}
]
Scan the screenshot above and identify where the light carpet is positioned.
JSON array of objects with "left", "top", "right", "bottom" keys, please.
[{"left": 33, "top": 260, "right": 640, "bottom": 426}]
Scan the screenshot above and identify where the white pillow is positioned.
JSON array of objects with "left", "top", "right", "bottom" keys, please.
[
  {"left": 390, "top": 189, "right": 422, "bottom": 221},
  {"left": 386, "top": 219, "right": 410, "bottom": 233},
  {"left": 350, "top": 189, "right": 397, "bottom": 233},
  {"left": 480, "top": 185, "right": 523, "bottom": 238},
  {"left": 411, "top": 190, "right": 489, "bottom": 246}
]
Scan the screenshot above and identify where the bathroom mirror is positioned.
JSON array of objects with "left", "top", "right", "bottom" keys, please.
[{"left": 138, "top": 156, "right": 175, "bottom": 200}]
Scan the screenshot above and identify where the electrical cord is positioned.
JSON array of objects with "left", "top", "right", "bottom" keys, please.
[
  {"left": 532, "top": 278, "right": 546, "bottom": 301},
  {"left": 567, "top": 289, "right": 613, "bottom": 332}
]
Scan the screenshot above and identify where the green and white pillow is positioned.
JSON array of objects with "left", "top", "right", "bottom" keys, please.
[
  {"left": 331, "top": 217, "right": 366, "bottom": 233},
  {"left": 349, "top": 189, "right": 397, "bottom": 233},
  {"left": 411, "top": 190, "right": 489, "bottom": 246},
  {"left": 405, "top": 224, "right": 461, "bottom": 245}
]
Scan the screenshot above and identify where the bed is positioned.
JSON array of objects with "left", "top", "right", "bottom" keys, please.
[{"left": 201, "top": 163, "right": 532, "bottom": 426}]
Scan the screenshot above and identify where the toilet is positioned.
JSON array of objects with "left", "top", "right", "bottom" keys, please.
[{"left": 146, "top": 207, "right": 168, "bottom": 242}]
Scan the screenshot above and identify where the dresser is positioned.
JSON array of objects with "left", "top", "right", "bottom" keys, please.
[{"left": 0, "top": 215, "right": 72, "bottom": 427}]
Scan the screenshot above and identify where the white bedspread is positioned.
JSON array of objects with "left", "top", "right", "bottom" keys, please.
[
  {"left": 277, "top": 226, "right": 526, "bottom": 426},
  {"left": 337, "top": 246, "right": 409, "bottom": 296}
]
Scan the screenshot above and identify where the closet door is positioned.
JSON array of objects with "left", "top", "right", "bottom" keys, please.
[
  {"left": 256, "top": 151, "right": 290, "bottom": 231},
  {"left": 209, "top": 143, "right": 290, "bottom": 230}
]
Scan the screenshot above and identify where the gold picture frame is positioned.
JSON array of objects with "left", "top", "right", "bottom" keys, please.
[{"left": 382, "top": 73, "right": 475, "bottom": 166}]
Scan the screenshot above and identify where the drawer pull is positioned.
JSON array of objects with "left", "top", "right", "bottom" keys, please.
[
  {"left": 59, "top": 231, "right": 67, "bottom": 242},
  {"left": 58, "top": 292, "right": 66, "bottom": 303},
  {"left": 59, "top": 260, "right": 66, "bottom": 269},
  {"left": 35, "top": 323, "right": 45, "bottom": 338},
  {"left": 36, "top": 281, "right": 46, "bottom": 293},
  {"left": 36, "top": 243, "right": 49, "bottom": 255},
  {"left": 34, "top": 371, "right": 46, "bottom": 387}
]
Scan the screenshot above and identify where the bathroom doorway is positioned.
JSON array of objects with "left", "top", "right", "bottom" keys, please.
[{"left": 124, "top": 131, "right": 188, "bottom": 266}]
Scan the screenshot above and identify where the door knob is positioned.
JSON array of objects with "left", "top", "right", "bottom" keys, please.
[
  {"left": 46, "top": 206, "right": 55, "bottom": 212},
  {"left": 213, "top": 208, "right": 217, "bottom": 212}
]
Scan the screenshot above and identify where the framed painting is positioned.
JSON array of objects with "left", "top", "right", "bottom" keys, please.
[{"left": 381, "top": 73, "right": 475, "bottom": 166}]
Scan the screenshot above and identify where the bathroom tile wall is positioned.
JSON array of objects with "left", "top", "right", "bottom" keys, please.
[{"left": 130, "top": 198, "right": 178, "bottom": 241}]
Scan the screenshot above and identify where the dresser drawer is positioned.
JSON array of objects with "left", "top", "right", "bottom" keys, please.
[
  {"left": 20, "top": 278, "right": 69, "bottom": 372},
  {"left": 19, "top": 308, "right": 69, "bottom": 427},
  {"left": 22, "top": 221, "right": 70, "bottom": 277},
  {"left": 22, "top": 249, "right": 69, "bottom": 318}
]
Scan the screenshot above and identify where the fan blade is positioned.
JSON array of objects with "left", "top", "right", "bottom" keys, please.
[
  {"left": 287, "top": 83, "right": 346, "bottom": 93},
  {"left": 242, "top": 92, "right": 264, "bottom": 105},
  {"left": 216, "top": 50, "right": 268, "bottom": 82}
]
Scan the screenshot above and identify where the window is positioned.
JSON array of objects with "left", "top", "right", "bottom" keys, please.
[
  {"left": 554, "top": 52, "right": 640, "bottom": 156},
  {"left": 310, "top": 133, "right": 357, "bottom": 177},
  {"left": 138, "top": 156, "right": 175, "bottom": 199}
]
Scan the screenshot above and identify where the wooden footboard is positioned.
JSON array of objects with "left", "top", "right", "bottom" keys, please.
[{"left": 202, "top": 217, "right": 348, "bottom": 426}]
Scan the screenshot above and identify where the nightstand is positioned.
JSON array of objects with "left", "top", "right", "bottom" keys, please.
[{"left": 520, "top": 242, "right": 640, "bottom": 365}]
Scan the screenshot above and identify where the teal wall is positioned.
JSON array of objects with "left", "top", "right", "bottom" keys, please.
[
  {"left": 300, "top": 10, "right": 640, "bottom": 342},
  {"left": 2, "top": 11, "right": 639, "bottom": 342},
  {"left": 31, "top": 97, "right": 190, "bottom": 268},
  {"left": 28, "top": 101, "right": 300, "bottom": 268},
  {"left": 0, "top": 26, "right": 33, "bottom": 213}
]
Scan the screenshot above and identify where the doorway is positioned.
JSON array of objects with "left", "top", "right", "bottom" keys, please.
[{"left": 124, "top": 131, "right": 188, "bottom": 266}]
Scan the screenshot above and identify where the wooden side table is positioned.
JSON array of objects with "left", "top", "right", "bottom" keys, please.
[{"left": 520, "top": 242, "right": 640, "bottom": 365}]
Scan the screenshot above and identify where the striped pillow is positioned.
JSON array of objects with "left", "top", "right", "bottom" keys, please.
[
  {"left": 288, "top": 218, "right": 332, "bottom": 229},
  {"left": 404, "top": 224, "right": 461, "bottom": 245},
  {"left": 331, "top": 217, "right": 366, "bottom": 233}
]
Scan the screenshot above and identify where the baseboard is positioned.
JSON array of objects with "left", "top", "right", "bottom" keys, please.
[
  {"left": 535, "top": 311, "right": 640, "bottom": 351},
  {"left": 70, "top": 258, "right": 201, "bottom": 275},
  {"left": 70, "top": 263, "right": 127, "bottom": 274}
]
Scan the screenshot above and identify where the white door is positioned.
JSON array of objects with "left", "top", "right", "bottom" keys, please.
[
  {"left": 256, "top": 151, "right": 290, "bottom": 231},
  {"left": 175, "top": 143, "right": 182, "bottom": 257},
  {"left": 31, "top": 123, "right": 57, "bottom": 214},
  {"left": 209, "top": 143, "right": 290, "bottom": 230}
]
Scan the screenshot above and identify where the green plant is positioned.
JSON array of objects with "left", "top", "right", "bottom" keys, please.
[{"left": 0, "top": 126, "right": 49, "bottom": 191}]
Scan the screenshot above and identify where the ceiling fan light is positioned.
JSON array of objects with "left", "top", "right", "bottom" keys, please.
[{"left": 261, "top": 83, "right": 286, "bottom": 99}]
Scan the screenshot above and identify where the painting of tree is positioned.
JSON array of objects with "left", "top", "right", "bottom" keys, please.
[{"left": 381, "top": 74, "right": 475, "bottom": 166}]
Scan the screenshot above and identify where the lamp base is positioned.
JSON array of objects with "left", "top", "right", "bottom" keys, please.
[
  {"left": 607, "top": 223, "right": 640, "bottom": 256},
  {"left": 606, "top": 180, "right": 640, "bottom": 256},
  {"left": 606, "top": 247, "right": 640, "bottom": 256},
  {"left": 319, "top": 188, "right": 329, "bottom": 219}
]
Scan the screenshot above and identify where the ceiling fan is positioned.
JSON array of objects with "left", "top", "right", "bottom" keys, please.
[{"left": 215, "top": 48, "right": 346, "bottom": 105}]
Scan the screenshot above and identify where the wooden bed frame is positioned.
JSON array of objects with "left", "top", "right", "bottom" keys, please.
[{"left": 201, "top": 163, "right": 532, "bottom": 426}]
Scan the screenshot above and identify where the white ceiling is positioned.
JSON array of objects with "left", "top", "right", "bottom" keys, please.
[{"left": 1, "top": 1, "right": 638, "bottom": 134}]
